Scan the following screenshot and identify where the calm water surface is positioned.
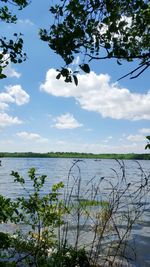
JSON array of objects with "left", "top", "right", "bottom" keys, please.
[{"left": 0, "top": 158, "right": 150, "bottom": 266}]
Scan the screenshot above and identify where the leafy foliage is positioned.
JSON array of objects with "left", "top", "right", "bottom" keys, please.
[
  {"left": 0, "top": 0, "right": 29, "bottom": 79},
  {"left": 1, "top": 1, "right": 149, "bottom": 83},
  {"left": 0, "top": 33, "right": 27, "bottom": 78},
  {"left": 0, "top": 168, "right": 66, "bottom": 265},
  {"left": 0, "top": 194, "right": 17, "bottom": 223},
  {"left": 11, "top": 168, "right": 65, "bottom": 227},
  {"left": 56, "top": 67, "right": 79, "bottom": 85},
  {"left": 40, "top": 0, "right": 150, "bottom": 84},
  {"left": 45, "top": 247, "right": 90, "bottom": 267}
]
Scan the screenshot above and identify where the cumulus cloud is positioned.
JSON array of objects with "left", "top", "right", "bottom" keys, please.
[
  {"left": 0, "top": 85, "right": 30, "bottom": 111},
  {"left": 139, "top": 128, "right": 150, "bottom": 134},
  {"left": 0, "top": 113, "right": 22, "bottom": 128},
  {"left": 16, "top": 131, "right": 48, "bottom": 143},
  {"left": 0, "top": 102, "right": 9, "bottom": 110},
  {"left": 52, "top": 113, "right": 83, "bottom": 129},
  {"left": 40, "top": 69, "right": 150, "bottom": 121},
  {"left": 127, "top": 134, "right": 145, "bottom": 142},
  {"left": 0, "top": 92, "right": 14, "bottom": 104},
  {"left": 6, "top": 85, "right": 30, "bottom": 105},
  {"left": 4, "top": 64, "right": 21, "bottom": 78},
  {"left": 0, "top": 85, "right": 30, "bottom": 129},
  {"left": 126, "top": 128, "right": 150, "bottom": 143}
]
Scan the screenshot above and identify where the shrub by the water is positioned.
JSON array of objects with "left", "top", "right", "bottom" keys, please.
[{"left": 0, "top": 160, "right": 150, "bottom": 266}]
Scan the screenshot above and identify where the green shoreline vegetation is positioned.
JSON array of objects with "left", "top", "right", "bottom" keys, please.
[
  {"left": 1, "top": 163, "right": 150, "bottom": 266},
  {"left": 0, "top": 152, "right": 149, "bottom": 160}
]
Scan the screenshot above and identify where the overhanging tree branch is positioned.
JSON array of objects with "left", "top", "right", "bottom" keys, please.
[
  {"left": 118, "top": 61, "right": 150, "bottom": 80},
  {"left": 0, "top": 0, "right": 30, "bottom": 79},
  {"left": 39, "top": 0, "right": 150, "bottom": 85}
]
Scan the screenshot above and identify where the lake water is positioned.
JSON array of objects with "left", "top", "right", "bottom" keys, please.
[{"left": 0, "top": 158, "right": 150, "bottom": 267}]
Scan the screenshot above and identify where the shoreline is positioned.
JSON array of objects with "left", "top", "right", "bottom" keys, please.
[{"left": 0, "top": 152, "right": 150, "bottom": 160}]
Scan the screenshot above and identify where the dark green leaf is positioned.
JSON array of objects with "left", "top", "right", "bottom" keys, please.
[
  {"left": 56, "top": 73, "right": 61, "bottom": 79},
  {"left": 73, "top": 75, "right": 78, "bottom": 86},
  {"left": 0, "top": 73, "right": 6, "bottom": 79},
  {"left": 61, "top": 68, "right": 69, "bottom": 77},
  {"left": 145, "top": 144, "right": 150, "bottom": 150},
  {"left": 79, "top": 64, "right": 90, "bottom": 73}
]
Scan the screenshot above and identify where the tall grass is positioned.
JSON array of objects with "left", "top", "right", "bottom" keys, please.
[{"left": 58, "top": 159, "right": 150, "bottom": 266}]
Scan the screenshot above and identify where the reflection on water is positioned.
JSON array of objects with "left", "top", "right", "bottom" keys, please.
[{"left": 0, "top": 158, "right": 150, "bottom": 266}]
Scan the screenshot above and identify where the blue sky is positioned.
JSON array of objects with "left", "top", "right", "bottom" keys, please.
[{"left": 0, "top": 0, "right": 150, "bottom": 153}]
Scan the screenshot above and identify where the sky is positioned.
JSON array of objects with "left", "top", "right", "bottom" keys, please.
[{"left": 0, "top": 0, "right": 150, "bottom": 154}]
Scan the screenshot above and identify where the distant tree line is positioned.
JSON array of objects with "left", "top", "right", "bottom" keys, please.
[{"left": 0, "top": 152, "right": 150, "bottom": 160}]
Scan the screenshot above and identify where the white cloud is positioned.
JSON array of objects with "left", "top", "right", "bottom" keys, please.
[
  {"left": 0, "top": 102, "right": 9, "bottom": 111},
  {"left": 126, "top": 128, "right": 150, "bottom": 143},
  {"left": 52, "top": 113, "right": 83, "bottom": 129},
  {"left": 6, "top": 85, "right": 30, "bottom": 105},
  {"left": 127, "top": 134, "right": 145, "bottom": 142},
  {"left": 4, "top": 64, "right": 21, "bottom": 79},
  {"left": 40, "top": 69, "right": 150, "bottom": 121},
  {"left": 47, "top": 140, "right": 146, "bottom": 154},
  {"left": 0, "top": 85, "right": 30, "bottom": 129},
  {"left": 0, "top": 135, "right": 147, "bottom": 153},
  {"left": 0, "top": 113, "right": 22, "bottom": 128},
  {"left": 0, "top": 92, "right": 14, "bottom": 104},
  {"left": 0, "top": 85, "right": 30, "bottom": 112},
  {"left": 18, "top": 19, "right": 34, "bottom": 26},
  {"left": 16, "top": 131, "right": 48, "bottom": 143},
  {"left": 139, "top": 128, "right": 150, "bottom": 134}
]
